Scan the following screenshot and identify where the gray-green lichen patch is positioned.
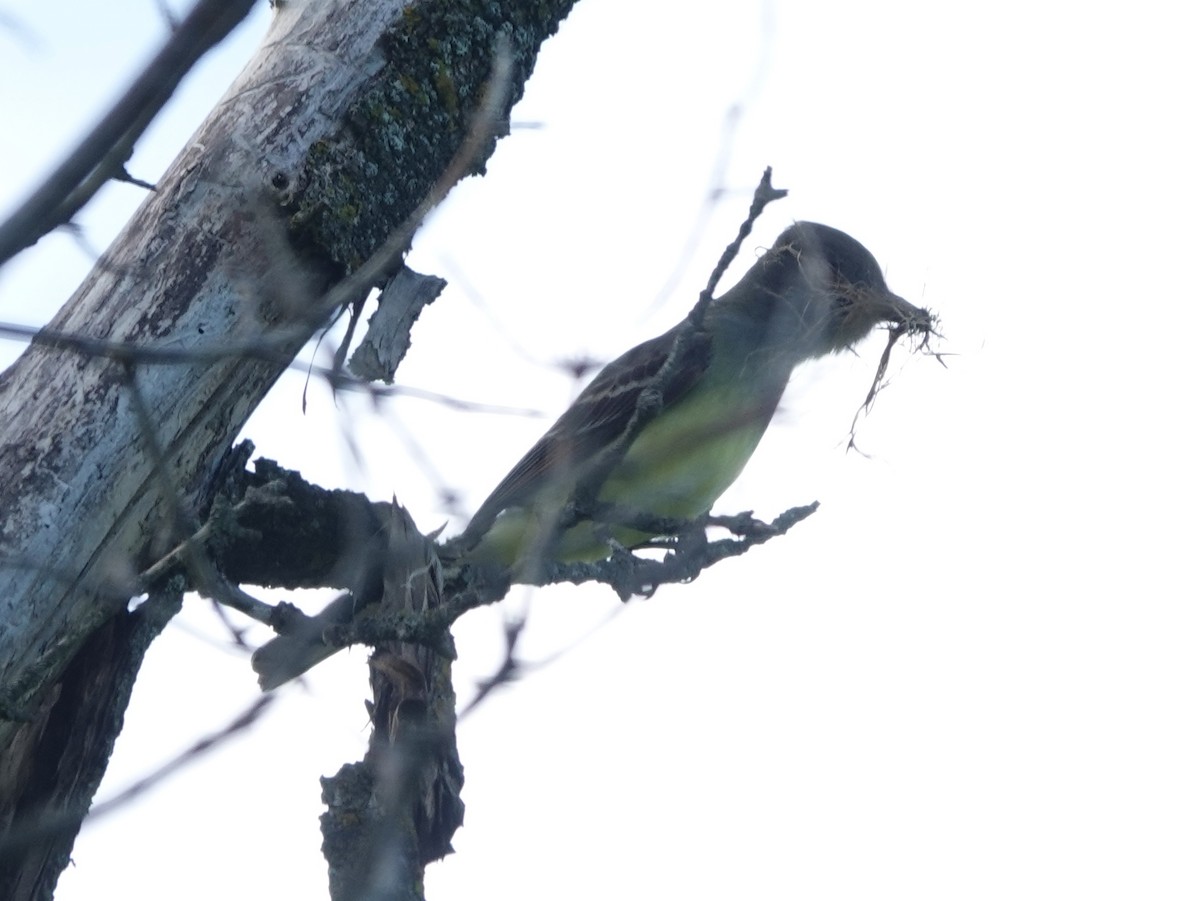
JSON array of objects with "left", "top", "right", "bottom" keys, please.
[{"left": 287, "top": 0, "right": 579, "bottom": 274}]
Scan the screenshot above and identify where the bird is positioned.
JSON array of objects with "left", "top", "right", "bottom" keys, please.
[
  {"left": 452, "top": 221, "right": 930, "bottom": 575},
  {"left": 250, "top": 221, "right": 929, "bottom": 690}
]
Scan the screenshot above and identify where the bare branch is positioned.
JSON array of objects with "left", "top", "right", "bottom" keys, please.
[
  {"left": 692, "top": 166, "right": 789, "bottom": 323},
  {"left": 0, "top": 319, "right": 541, "bottom": 415},
  {"left": 0, "top": 693, "right": 272, "bottom": 863},
  {"left": 0, "top": 0, "right": 258, "bottom": 264}
]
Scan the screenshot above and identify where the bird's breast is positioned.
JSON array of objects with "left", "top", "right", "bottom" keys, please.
[{"left": 599, "top": 376, "right": 782, "bottom": 518}]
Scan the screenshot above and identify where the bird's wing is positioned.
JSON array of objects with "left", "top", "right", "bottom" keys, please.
[{"left": 460, "top": 321, "right": 712, "bottom": 544}]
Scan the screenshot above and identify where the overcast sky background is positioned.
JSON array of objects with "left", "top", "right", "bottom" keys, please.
[{"left": 2, "top": 0, "right": 1198, "bottom": 898}]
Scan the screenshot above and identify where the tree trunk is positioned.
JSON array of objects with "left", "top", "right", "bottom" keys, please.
[{"left": 0, "top": 0, "right": 578, "bottom": 896}]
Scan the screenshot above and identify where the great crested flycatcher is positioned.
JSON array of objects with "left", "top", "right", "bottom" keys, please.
[
  {"left": 454, "top": 221, "right": 930, "bottom": 572},
  {"left": 251, "top": 221, "right": 929, "bottom": 689}
]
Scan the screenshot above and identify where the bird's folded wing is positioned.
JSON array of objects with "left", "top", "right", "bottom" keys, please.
[{"left": 460, "top": 321, "right": 712, "bottom": 544}]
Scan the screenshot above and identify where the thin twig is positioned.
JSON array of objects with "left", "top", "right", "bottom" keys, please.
[
  {"left": 0, "top": 0, "right": 258, "bottom": 264},
  {"left": 0, "top": 319, "right": 541, "bottom": 417},
  {"left": 690, "top": 166, "right": 788, "bottom": 326},
  {"left": 551, "top": 168, "right": 788, "bottom": 546},
  {"left": 0, "top": 696, "right": 273, "bottom": 861}
]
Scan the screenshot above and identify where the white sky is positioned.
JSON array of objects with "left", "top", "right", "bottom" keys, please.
[{"left": 2, "top": 0, "right": 1199, "bottom": 898}]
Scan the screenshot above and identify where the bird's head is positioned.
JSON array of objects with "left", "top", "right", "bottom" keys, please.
[{"left": 763, "top": 222, "right": 931, "bottom": 355}]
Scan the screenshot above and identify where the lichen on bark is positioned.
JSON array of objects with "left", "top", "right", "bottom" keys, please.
[{"left": 287, "top": 0, "right": 578, "bottom": 272}]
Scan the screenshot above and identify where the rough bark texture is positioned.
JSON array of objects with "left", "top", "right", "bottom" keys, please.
[
  {"left": 320, "top": 505, "right": 462, "bottom": 901},
  {"left": 0, "top": 0, "right": 578, "bottom": 896},
  {"left": 219, "top": 461, "right": 463, "bottom": 899},
  {"left": 0, "top": 586, "right": 182, "bottom": 901}
]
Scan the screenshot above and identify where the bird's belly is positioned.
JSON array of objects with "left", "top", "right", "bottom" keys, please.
[{"left": 600, "top": 388, "right": 774, "bottom": 518}]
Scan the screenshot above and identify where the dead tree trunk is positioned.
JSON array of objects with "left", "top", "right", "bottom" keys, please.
[{"left": 0, "top": 0, "right": 578, "bottom": 896}]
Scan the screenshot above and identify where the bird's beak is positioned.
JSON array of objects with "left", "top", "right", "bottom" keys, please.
[{"left": 880, "top": 291, "right": 933, "bottom": 336}]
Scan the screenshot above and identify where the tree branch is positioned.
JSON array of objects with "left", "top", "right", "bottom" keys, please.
[{"left": 0, "top": 0, "right": 258, "bottom": 264}]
